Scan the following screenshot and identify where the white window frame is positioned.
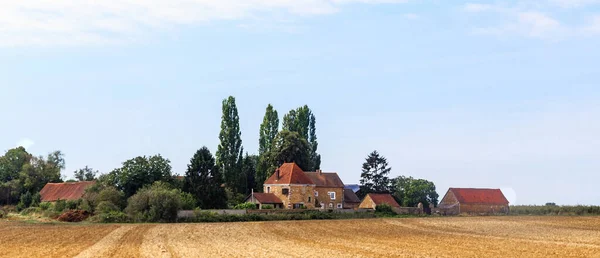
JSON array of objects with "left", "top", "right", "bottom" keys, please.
[
  {"left": 314, "top": 191, "right": 318, "bottom": 197},
  {"left": 320, "top": 202, "right": 325, "bottom": 209},
  {"left": 267, "top": 187, "right": 270, "bottom": 193},
  {"left": 337, "top": 203, "right": 343, "bottom": 209},
  {"left": 328, "top": 192, "right": 335, "bottom": 200},
  {"left": 329, "top": 203, "right": 333, "bottom": 208}
]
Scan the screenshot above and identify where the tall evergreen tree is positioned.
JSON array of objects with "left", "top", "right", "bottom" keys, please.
[
  {"left": 183, "top": 147, "right": 227, "bottom": 209},
  {"left": 266, "top": 130, "right": 311, "bottom": 172},
  {"left": 216, "top": 96, "right": 244, "bottom": 194},
  {"left": 359, "top": 150, "right": 392, "bottom": 197},
  {"left": 282, "top": 105, "right": 320, "bottom": 171},
  {"left": 257, "top": 104, "right": 279, "bottom": 190}
]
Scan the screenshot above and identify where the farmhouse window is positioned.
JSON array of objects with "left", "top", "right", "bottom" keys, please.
[
  {"left": 308, "top": 197, "right": 311, "bottom": 203},
  {"left": 267, "top": 187, "right": 270, "bottom": 193},
  {"left": 320, "top": 202, "right": 324, "bottom": 209},
  {"left": 282, "top": 188, "right": 289, "bottom": 195},
  {"left": 328, "top": 192, "right": 335, "bottom": 200},
  {"left": 314, "top": 191, "right": 318, "bottom": 197},
  {"left": 329, "top": 203, "right": 333, "bottom": 208},
  {"left": 337, "top": 203, "right": 342, "bottom": 209}
]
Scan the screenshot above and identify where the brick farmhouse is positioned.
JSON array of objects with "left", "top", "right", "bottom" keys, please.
[
  {"left": 438, "top": 188, "right": 509, "bottom": 215},
  {"left": 254, "top": 163, "right": 350, "bottom": 209},
  {"left": 358, "top": 193, "right": 401, "bottom": 210}
]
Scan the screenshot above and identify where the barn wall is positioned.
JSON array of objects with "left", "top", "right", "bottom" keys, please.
[
  {"left": 460, "top": 204, "right": 509, "bottom": 214},
  {"left": 438, "top": 191, "right": 458, "bottom": 208},
  {"left": 359, "top": 196, "right": 376, "bottom": 209}
]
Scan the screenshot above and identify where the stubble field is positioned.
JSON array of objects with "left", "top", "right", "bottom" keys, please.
[{"left": 2, "top": 216, "right": 600, "bottom": 258}]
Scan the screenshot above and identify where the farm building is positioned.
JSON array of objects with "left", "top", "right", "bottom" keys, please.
[
  {"left": 438, "top": 188, "right": 509, "bottom": 215},
  {"left": 263, "top": 163, "right": 346, "bottom": 209},
  {"left": 343, "top": 188, "right": 361, "bottom": 209},
  {"left": 244, "top": 192, "right": 284, "bottom": 209},
  {"left": 359, "top": 193, "right": 401, "bottom": 210},
  {"left": 39, "top": 181, "right": 96, "bottom": 202}
]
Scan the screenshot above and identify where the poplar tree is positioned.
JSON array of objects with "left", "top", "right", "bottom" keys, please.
[
  {"left": 216, "top": 96, "right": 244, "bottom": 194},
  {"left": 256, "top": 104, "right": 279, "bottom": 190},
  {"left": 282, "top": 105, "right": 320, "bottom": 171}
]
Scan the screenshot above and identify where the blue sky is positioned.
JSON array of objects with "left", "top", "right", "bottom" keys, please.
[{"left": 1, "top": 0, "right": 599, "bottom": 205}]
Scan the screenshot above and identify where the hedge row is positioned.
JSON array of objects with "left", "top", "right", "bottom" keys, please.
[{"left": 510, "top": 205, "right": 600, "bottom": 216}]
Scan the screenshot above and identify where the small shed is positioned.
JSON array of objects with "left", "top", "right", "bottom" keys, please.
[
  {"left": 39, "top": 181, "right": 96, "bottom": 202},
  {"left": 359, "top": 193, "right": 401, "bottom": 210},
  {"left": 343, "top": 188, "right": 361, "bottom": 209},
  {"left": 438, "top": 188, "right": 509, "bottom": 215},
  {"left": 245, "top": 192, "right": 284, "bottom": 209}
]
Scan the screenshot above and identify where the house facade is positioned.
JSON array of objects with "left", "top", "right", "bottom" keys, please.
[
  {"left": 263, "top": 163, "right": 346, "bottom": 209},
  {"left": 438, "top": 188, "right": 509, "bottom": 215}
]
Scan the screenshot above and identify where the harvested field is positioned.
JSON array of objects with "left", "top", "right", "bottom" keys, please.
[{"left": 2, "top": 216, "right": 600, "bottom": 257}]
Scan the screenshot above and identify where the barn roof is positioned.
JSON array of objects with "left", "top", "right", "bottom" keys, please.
[
  {"left": 247, "top": 193, "right": 283, "bottom": 204},
  {"left": 304, "top": 171, "right": 345, "bottom": 188},
  {"left": 264, "top": 163, "right": 314, "bottom": 185},
  {"left": 449, "top": 188, "right": 509, "bottom": 205},
  {"left": 39, "top": 181, "right": 96, "bottom": 202},
  {"left": 343, "top": 188, "right": 361, "bottom": 203},
  {"left": 366, "top": 193, "right": 401, "bottom": 208}
]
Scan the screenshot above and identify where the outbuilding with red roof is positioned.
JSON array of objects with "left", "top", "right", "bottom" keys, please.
[
  {"left": 438, "top": 188, "right": 509, "bottom": 215},
  {"left": 359, "top": 193, "right": 401, "bottom": 210},
  {"left": 39, "top": 181, "right": 96, "bottom": 202}
]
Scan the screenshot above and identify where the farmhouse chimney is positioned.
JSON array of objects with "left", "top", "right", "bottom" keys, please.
[
  {"left": 317, "top": 169, "right": 322, "bottom": 175},
  {"left": 276, "top": 168, "right": 280, "bottom": 180}
]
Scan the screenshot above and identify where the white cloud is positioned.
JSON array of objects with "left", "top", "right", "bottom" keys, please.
[
  {"left": 463, "top": 3, "right": 496, "bottom": 12},
  {"left": 0, "top": 0, "right": 408, "bottom": 47},
  {"left": 549, "top": 0, "right": 600, "bottom": 8},
  {"left": 580, "top": 15, "right": 600, "bottom": 35},
  {"left": 16, "top": 138, "right": 35, "bottom": 150},
  {"left": 402, "top": 13, "right": 420, "bottom": 20}
]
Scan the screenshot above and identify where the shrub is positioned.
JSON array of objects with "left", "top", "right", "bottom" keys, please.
[
  {"left": 97, "top": 187, "right": 126, "bottom": 210},
  {"left": 20, "top": 207, "right": 41, "bottom": 216},
  {"left": 54, "top": 199, "right": 67, "bottom": 212},
  {"left": 43, "top": 210, "right": 61, "bottom": 219},
  {"left": 97, "top": 201, "right": 120, "bottom": 214},
  {"left": 31, "top": 193, "right": 41, "bottom": 207},
  {"left": 510, "top": 205, "right": 600, "bottom": 216},
  {"left": 79, "top": 199, "right": 93, "bottom": 213},
  {"left": 39, "top": 202, "right": 52, "bottom": 211},
  {"left": 180, "top": 192, "right": 196, "bottom": 210},
  {"left": 375, "top": 204, "right": 395, "bottom": 216},
  {"left": 125, "top": 182, "right": 181, "bottom": 222},
  {"left": 0, "top": 209, "right": 6, "bottom": 218},
  {"left": 234, "top": 202, "right": 257, "bottom": 210},
  {"left": 17, "top": 192, "right": 33, "bottom": 211},
  {"left": 98, "top": 211, "right": 130, "bottom": 223},
  {"left": 57, "top": 210, "right": 91, "bottom": 222},
  {"left": 262, "top": 204, "right": 274, "bottom": 210},
  {"left": 66, "top": 200, "right": 80, "bottom": 210}
]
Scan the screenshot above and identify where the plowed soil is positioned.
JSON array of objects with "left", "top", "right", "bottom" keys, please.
[{"left": 2, "top": 216, "right": 600, "bottom": 258}]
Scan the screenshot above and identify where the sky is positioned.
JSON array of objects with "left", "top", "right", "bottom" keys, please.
[{"left": 1, "top": 0, "right": 599, "bottom": 205}]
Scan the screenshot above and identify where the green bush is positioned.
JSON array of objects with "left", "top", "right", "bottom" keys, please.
[
  {"left": 125, "top": 181, "right": 181, "bottom": 222},
  {"left": 97, "top": 201, "right": 120, "bottom": 214},
  {"left": 17, "top": 192, "right": 33, "bottom": 211},
  {"left": 20, "top": 207, "right": 41, "bottom": 216},
  {"left": 39, "top": 202, "right": 52, "bottom": 211},
  {"left": 180, "top": 192, "right": 196, "bottom": 210},
  {"left": 262, "top": 204, "right": 274, "bottom": 209},
  {"left": 54, "top": 199, "right": 67, "bottom": 212},
  {"left": 375, "top": 204, "right": 396, "bottom": 216},
  {"left": 79, "top": 199, "right": 93, "bottom": 213},
  {"left": 234, "top": 202, "right": 257, "bottom": 210},
  {"left": 0, "top": 209, "right": 6, "bottom": 218},
  {"left": 66, "top": 200, "right": 80, "bottom": 210},
  {"left": 179, "top": 210, "right": 377, "bottom": 223},
  {"left": 97, "top": 187, "right": 126, "bottom": 210},
  {"left": 98, "top": 211, "right": 130, "bottom": 223},
  {"left": 510, "top": 205, "right": 600, "bottom": 216},
  {"left": 31, "top": 193, "right": 41, "bottom": 207}
]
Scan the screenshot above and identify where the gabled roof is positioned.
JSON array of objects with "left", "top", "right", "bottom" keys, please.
[
  {"left": 247, "top": 193, "right": 283, "bottom": 204},
  {"left": 367, "top": 193, "right": 401, "bottom": 208},
  {"left": 448, "top": 188, "right": 509, "bottom": 205},
  {"left": 343, "top": 188, "right": 361, "bottom": 203},
  {"left": 40, "top": 181, "right": 96, "bottom": 202},
  {"left": 264, "top": 163, "right": 314, "bottom": 185},
  {"left": 345, "top": 184, "right": 360, "bottom": 193},
  {"left": 304, "top": 172, "right": 344, "bottom": 188}
]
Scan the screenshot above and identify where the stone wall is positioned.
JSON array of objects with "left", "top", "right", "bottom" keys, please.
[
  {"left": 314, "top": 187, "right": 344, "bottom": 209},
  {"left": 264, "top": 184, "right": 315, "bottom": 209}
]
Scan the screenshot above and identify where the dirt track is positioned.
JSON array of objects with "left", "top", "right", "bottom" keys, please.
[{"left": 2, "top": 216, "right": 600, "bottom": 257}]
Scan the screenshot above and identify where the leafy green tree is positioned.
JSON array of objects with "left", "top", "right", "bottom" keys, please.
[
  {"left": 183, "top": 147, "right": 227, "bottom": 209},
  {"left": 266, "top": 130, "right": 311, "bottom": 172},
  {"left": 19, "top": 151, "right": 64, "bottom": 194},
  {"left": 106, "top": 154, "right": 173, "bottom": 198},
  {"left": 216, "top": 96, "right": 245, "bottom": 194},
  {"left": 74, "top": 166, "right": 98, "bottom": 181},
  {"left": 282, "top": 105, "right": 320, "bottom": 171},
  {"left": 391, "top": 176, "right": 439, "bottom": 207},
  {"left": 242, "top": 153, "right": 257, "bottom": 194},
  {"left": 257, "top": 104, "right": 279, "bottom": 190},
  {"left": 0, "top": 147, "right": 32, "bottom": 182},
  {"left": 125, "top": 181, "right": 182, "bottom": 222},
  {"left": 359, "top": 150, "right": 392, "bottom": 196}
]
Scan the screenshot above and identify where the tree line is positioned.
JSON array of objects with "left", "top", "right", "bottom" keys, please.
[{"left": 0, "top": 95, "right": 439, "bottom": 212}]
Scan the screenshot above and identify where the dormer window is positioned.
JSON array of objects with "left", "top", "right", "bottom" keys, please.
[
  {"left": 282, "top": 188, "right": 289, "bottom": 195},
  {"left": 267, "top": 187, "right": 271, "bottom": 193}
]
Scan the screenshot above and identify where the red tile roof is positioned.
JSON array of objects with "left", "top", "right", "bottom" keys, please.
[
  {"left": 449, "top": 188, "right": 509, "bottom": 205},
  {"left": 248, "top": 193, "right": 283, "bottom": 204},
  {"left": 304, "top": 172, "right": 345, "bottom": 188},
  {"left": 367, "top": 193, "right": 401, "bottom": 208},
  {"left": 343, "top": 189, "right": 361, "bottom": 203},
  {"left": 264, "top": 163, "right": 314, "bottom": 185},
  {"left": 39, "top": 181, "right": 96, "bottom": 202}
]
